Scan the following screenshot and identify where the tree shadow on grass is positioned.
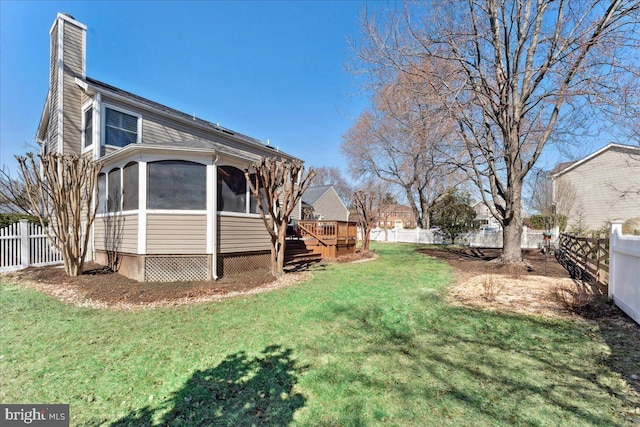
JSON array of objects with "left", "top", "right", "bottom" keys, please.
[
  {"left": 323, "top": 298, "right": 634, "bottom": 426},
  {"left": 104, "top": 345, "right": 306, "bottom": 427}
]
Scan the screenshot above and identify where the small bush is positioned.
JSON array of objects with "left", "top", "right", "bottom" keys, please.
[
  {"left": 553, "top": 282, "right": 596, "bottom": 313},
  {"left": 0, "top": 213, "right": 44, "bottom": 229},
  {"left": 481, "top": 274, "right": 503, "bottom": 301}
]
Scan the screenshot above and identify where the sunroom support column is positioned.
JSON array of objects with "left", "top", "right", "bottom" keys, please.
[
  {"left": 209, "top": 155, "right": 219, "bottom": 280},
  {"left": 138, "top": 161, "right": 147, "bottom": 255}
]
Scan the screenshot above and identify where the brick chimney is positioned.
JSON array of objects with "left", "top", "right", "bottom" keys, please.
[{"left": 47, "top": 13, "right": 87, "bottom": 155}]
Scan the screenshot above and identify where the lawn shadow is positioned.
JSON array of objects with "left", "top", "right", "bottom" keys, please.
[
  {"left": 594, "top": 314, "right": 640, "bottom": 397},
  {"left": 324, "top": 298, "right": 633, "bottom": 426},
  {"left": 103, "top": 345, "right": 307, "bottom": 427}
]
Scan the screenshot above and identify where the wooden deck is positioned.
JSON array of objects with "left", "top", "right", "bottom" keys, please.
[{"left": 294, "top": 220, "right": 358, "bottom": 259}]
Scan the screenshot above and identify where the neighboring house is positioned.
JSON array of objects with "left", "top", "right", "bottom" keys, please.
[
  {"left": 301, "top": 185, "right": 349, "bottom": 221},
  {"left": 378, "top": 205, "right": 416, "bottom": 229},
  {"left": 551, "top": 143, "right": 640, "bottom": 232},
  {"left": 36, "top": 14, "right": 303, "bottom": 281},
  {"left": 472, "top": 202, "right": 501, "bottom": 230}
]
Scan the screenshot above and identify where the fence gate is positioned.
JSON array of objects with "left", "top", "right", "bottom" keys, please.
[{"left": 0, "top": 220, "right": 62, "bottom": 273}]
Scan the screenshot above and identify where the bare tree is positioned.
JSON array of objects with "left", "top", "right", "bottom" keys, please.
[
  {"left": 528, "top": 169, "right": 555, "bottom": 215},
  {"left": 309, "top": 165, "right": 353, "bottom": 205},
  {"left": 245, "top": 157, "right": 315, "bottom": 277},
  {"left": 342, "top": 70, "right": 461, "bottom": 229},
  {"left": 354, "top": 0, "right": 640, "bottom": 263},
  {"left": 0, "top": 166, "right": 35, "bottom": 214},
  {"left": 17, "top": 153, "right": 102, "bottom": 276},
  {"left": 352, "top": 186, "right": 385, "bottom": 252}
]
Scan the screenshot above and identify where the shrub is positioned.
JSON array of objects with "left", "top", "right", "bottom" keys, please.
[
  {"left": 529, "top": 214, "right": 567, "bottom": 231},
  {"left": 0, "top": 213, "right": 44, "bottom": 229}
]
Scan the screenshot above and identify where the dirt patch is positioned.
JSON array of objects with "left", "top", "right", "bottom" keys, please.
[{"left": 418, "top": 246, "right": 635, "bottom": 321}]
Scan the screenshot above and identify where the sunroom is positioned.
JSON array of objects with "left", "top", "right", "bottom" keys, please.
[{"left": 93, "top": 143, "right": 279, "bottom": 282}]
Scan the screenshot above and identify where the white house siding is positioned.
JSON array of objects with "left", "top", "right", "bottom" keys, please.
[
  {"left": 555, "top": 146, "right": 640, "bottom": 231},
  {"left": 218, "top": 215, "right": 271, "bottom": 253},
  {"left": 146, "top": 213, "right": 206, "bottom": 254},
  {"left": 93, "top": 213, "right": 139, "bottom": 253}
]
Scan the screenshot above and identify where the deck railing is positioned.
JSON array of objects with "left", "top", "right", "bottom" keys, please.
[{"left": 296, "top": 220, "right": 357, "bottom": 244}]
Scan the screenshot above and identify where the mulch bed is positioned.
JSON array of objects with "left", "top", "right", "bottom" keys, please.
[{"left": 417, "top": 247, "right": 571, "bottom": 279}]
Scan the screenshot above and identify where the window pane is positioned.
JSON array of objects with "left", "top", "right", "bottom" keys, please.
[
  {"left": 105, "top": 108, "right": 138, "bottom": 147},
  {"left": 123, "top": 162, "right": 139, "bottom": 211},
  {"left": 84, "top": 109, "right": 93, "bottom": 147},
  {"left": 248, "top": 173, "right": 268, "bottom": 214},
  {"left": 147, "top": 160, "right": 206, "bottom": 210},
  {"left": 98, "top": 173, "right": 106, "bottom": 213},
  {"left": 107, "top": 169, "right": 121, "bottom": 212},
  {"left": 218, "top": 166, "right": 246, "bottom": 213}
]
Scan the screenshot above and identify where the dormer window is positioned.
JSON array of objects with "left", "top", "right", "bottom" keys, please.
[{"left": 105, "top": 106, "right": 140, "bottom": 148}]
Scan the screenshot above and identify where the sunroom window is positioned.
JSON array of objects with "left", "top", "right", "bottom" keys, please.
[
  {"left": 105, "top": 107, "right": 138, "bottom": 148},
  {"left": 147, "top": 160, "right": 206, "bottom": 210},
  {"left": 122, "top": 162, "right": 139, "bottom": 211},
  {"left": 97, "top": 173, "right": 107, "bottom": 213},
  {"left": 218, "top": 166, "right": 247, "bottom": 213},
  {"left": 107, "top": 169, "right": 122, "bottom": 212}
]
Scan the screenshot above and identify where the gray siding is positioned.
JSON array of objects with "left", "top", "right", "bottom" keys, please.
[
  {"left": 61, "top": 20, "right": 84, "bottom": 155},
  {"left": 555, "top": 146, "right": 640, "bottom": 230},
  {"left": 94, "top": 213, "right": 139, "bottom": 253},
  {"left": 218, "top": 215, "right": 271, "bottom": 253},
  {"left": 100, "top": 96, "right": 274, "bottom": 159},
  {"left": 147, "top": 213, "right": 206, "bottom": 254},
  {"left": 313, "top": 189, "right": 349, "bottom": 221},
  {"left": 48, "top": 21, "right": 59, "bottom": 155}
]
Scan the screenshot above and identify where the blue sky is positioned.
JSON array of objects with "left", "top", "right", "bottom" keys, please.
[
  {"left": 0, "top": 0, "right": 369, "bottom": 176},
  {"left": 0, "top": 1, "right": 630, "bottom": 187}
]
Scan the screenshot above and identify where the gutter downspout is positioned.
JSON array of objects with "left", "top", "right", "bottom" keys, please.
[{"left": 212, "top": 154, "right": 219, "bottom": 280}]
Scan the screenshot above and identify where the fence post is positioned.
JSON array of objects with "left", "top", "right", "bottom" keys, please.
[
  {"left": 19, "top": 219, "right": 29, "bottom": 268},
  {"left": 608, "top": 220, "right": 624, "bottom": 300}
]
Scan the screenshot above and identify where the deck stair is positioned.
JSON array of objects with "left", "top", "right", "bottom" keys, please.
[{"left": 284, "top": 239, "right": 322, "bottom": 268}]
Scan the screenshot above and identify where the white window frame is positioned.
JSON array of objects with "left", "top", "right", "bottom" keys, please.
[
  {"left": 101, "top": 103, "right": 142, "bottom": 149},
  {"left": 81, "top": 100, "right": 94, "bottom": 154}
]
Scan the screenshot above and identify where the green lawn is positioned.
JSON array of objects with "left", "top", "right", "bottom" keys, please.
[{"left": 1, "top": 243, "right": 637, "bottom": 426}]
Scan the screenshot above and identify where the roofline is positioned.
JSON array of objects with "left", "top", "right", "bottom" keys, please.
[
  {"left": 36, "top": 92, "right": 50, "bottom": 143},
  {"left": 98, "top": 144, "right": 219, "bottom": 166},
  {"left": 551, "top": 143, "right": 640, "bottom": 178},
  {"left": 77, "top": 77, "right": 300, "bottom": 162}
]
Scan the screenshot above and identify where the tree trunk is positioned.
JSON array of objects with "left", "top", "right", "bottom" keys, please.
[
  {"left": 274, "top": 231, "right": 287, "bottom": 277},
  {"left": 362, "top": 226, "right": 371, "bottom": 251},
  {"left": 501, "top": 180, "right": 524, "bottom": 263}
]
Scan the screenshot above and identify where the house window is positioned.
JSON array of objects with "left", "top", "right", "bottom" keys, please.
[
  {"left": 105, "top": 107, "right": 138, "bottom": 148},
  {"left": 107, "top": 168, "right": 122, "bottom": 212},
  {"left": 83, "top": 108, "right": 93, "bottom": 148},
  {"left": 218, "top": 166, "right": 247, "bottom": 213},
  {"left": 122, "top": 162, "right": 139, "bottom": 211},
  {"left": 97, "top": 173, "right": 107, "bottom": 213},
  {"left": 147, "top": 160, "right": 206, "bottom": 210}
]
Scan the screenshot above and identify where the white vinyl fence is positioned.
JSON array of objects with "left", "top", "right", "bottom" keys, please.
[
  {"left": 0, "top": 219, "right": 63, "bottom": 273},
  {"left": 608, "top": 221, "right": 640, "bottom": 324},
  {"left": 367, "top": 226, "right": 558, "bottom": 250}
]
